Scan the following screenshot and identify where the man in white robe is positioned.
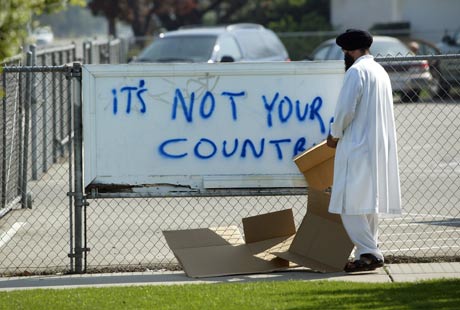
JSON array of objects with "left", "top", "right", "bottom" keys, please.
[{"left": 327, "top": 29, "right": 402, "bottom": 272}]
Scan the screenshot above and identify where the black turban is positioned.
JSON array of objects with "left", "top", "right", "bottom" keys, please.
[{"left": 336, "top": 29, "right": 373, "bottom": 50}]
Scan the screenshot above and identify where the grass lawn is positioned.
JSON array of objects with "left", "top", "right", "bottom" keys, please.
[{"left": 1, "top": 279, "right": 459, "bottom": 310}]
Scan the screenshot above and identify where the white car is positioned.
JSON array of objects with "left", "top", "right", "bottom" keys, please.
[
  {"left": 132, "top": 23, "right": 290, "bottom": 63},
  {"left": 310, "top": 36, "right": 436, "bottom": 102},
  {"left": 31, "top": 26, "right": 54, "bottom": 45}
]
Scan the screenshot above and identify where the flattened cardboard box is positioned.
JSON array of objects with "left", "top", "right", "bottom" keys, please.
[
  {"left": 164, "top": 141, "right": 351, "bottom": 277},
  {"left": 163, "top": 209, "right": 296, "bottom": 278},
  {"left": 273, "top": 189, "right": 354, "bottom": 272},
  {"left": 294, "top": 140, "right": 335, "bottom": 190},
  {"left": 285, "top": 140, "right": 353, "bottom": 272}
]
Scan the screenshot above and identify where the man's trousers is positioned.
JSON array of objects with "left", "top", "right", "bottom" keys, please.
[{"left": 340, "top": 214, "right": 384, "bottom": 261}]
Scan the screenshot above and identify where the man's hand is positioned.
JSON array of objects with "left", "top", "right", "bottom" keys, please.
[{"left": 327, "top": 134, "right": 339, "bottom": 148}]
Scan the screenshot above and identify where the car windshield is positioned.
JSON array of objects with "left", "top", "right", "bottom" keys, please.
[
  {"left": 136, "top": 35, "right": 217, "bottom": 62},
  {"left": 370, "top": 41, "right": 413, "bottom": 57},
  {"left": 235, "top": 30, "right": 286, "bottom": 59}
]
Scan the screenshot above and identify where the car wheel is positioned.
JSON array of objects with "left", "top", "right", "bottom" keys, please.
[
  {"left": 428, "top": 77, "right": 441, "bottom": 99},
  {"left": 400, "top": 90, "right": 420, "bottom": 103},
  {"left": 436, "top": 83, "right": 451, "bottom": 98}
]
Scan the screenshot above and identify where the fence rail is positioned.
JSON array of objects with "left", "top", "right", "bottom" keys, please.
[{"left": 0, "top": 53, "right": 459, "bottom": 276}]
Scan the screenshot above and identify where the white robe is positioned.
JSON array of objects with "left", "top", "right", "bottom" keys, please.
[{"left": 329, "top": 55, "right": 401, "bottom": 215}]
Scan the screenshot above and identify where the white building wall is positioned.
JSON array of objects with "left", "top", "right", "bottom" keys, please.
[
  {"left": 331, "top": 0, "right": 402, "bottom": 30},
  {"left": 331, "top": 0, "right": 460, "bottom": 43},
  {"left": 400, "top": 0, "right": 460, "bottom": 42}
]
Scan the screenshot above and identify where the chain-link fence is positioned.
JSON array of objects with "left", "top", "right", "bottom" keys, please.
[
  {"left": 0, "top": 64, "right": 74, "bottom": 276},
  {"left": 378, "top": 55, "right": 460, "bottom": 261},
  {"left": 82, "top": 37, "right": 130, "bottom": 64},
  {"left": 1, "top": 54, "right": 459, "bottom": 277},
  {"left": 0, "top": 37, "right": 128, "bottom": 276}
]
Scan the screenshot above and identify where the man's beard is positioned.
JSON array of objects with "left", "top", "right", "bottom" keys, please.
[{"left": 344, "top": 53, "right": 355, "bottom": 71}]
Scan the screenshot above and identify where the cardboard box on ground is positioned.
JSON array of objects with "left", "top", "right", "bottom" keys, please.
[{"left": 163, "top": 140, "right": 354, "bottom": 278}]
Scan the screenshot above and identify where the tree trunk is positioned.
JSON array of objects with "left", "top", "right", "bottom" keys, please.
[{"left": 108, "top": 16, "right": 117, "bottom": 37}]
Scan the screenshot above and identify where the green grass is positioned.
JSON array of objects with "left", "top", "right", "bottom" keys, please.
[{"left": 1, "top": 279, "right": 459, "bottom": 310}]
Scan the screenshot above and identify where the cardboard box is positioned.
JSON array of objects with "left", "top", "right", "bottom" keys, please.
[
  {"left": 294, "top": 140, "right": 335, "bottom": 190},
  {"left": 164, "top": 141, "right": 353, "bottom": 277},
  {"left": 272, "top": 189, "right": 354, "bottom": 272},
  {"left": 163, "top": 209, "right": 296, "bottom": 278}
]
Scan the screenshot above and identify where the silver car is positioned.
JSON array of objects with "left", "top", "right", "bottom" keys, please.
[
  {"left": 436, "top": 29, "right": 460, "bottom": 97},
  {"left": 310, "top": 36, "right": 436, "bottom": 102},
  {"left": 133, "top": 23, "right": 289, "bottom": 63}
]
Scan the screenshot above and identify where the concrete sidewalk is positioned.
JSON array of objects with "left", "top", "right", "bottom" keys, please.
[{"left": 0, "top": 262, "right": 459, "bottom": 291}]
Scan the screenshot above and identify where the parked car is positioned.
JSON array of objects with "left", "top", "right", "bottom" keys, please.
[
  {"left": 402, "top": 38, "right": 450, "bottom": 98},
  {"left": 30, "top": 26, "right": 54, "bottom": 45},
  {"left": 132, "top": 23, "right": 290, "bottom": 63},
  {"left": 436, "top": 29, "right": 460, "bottom": 97},
  {"left": 309, "top": 36, "right": 436, "bottom": 102},
  {"left": 438, "top": 28, "right": 460, "bottom": 50},
  {"left": 404, "top": 38, "right": 439, "bottom": 55}
]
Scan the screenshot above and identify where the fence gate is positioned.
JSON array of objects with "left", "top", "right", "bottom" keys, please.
[{"left": 0, "top": 61, "right": 82, "bottom": 276}]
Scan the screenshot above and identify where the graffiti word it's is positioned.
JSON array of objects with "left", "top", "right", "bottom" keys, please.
[{"left": 112, "top": 80, "right": 147, "bottom": 115}]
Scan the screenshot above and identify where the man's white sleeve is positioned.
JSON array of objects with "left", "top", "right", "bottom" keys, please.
[{"left": 331, "top": 68, "right": 363, "bottom": 138}]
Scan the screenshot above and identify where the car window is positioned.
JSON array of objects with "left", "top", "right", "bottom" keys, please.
[
  {"left": 312, "top": 44, "right": 332, "bottom": 60},
  {"left": 137, "top": 35, "right": 217, "bottom": 62},
  {"left": 418, "top": 43, "right": 439, "bottom": 55},
  {"left": 235, "top": 30, "right": 284, "bottom": 60},
  {"left": 454, "top": 31, "right": 460, "bottom": 45},
  {"left": 328, "top": 45, "right": 343, "bottom": 59},
  {"left": 260, "top": 30, "right": 288, "bottom": 56},
  {"left": 370, "top": 41, "right": 412, "bottom": 57},
  {"left": 215, "top": 35, "right": 242, "bottom": 61}
]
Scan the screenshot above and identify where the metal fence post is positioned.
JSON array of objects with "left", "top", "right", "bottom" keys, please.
[
  {"left": 41, "top": 54, "right": 48, "bottom": 173},
  {"left": 67, "top": 64, "right": 74, "bottom": 273},
  {"left": 82, "top": 41, "right": 87, "bottom": 64},
  {"left": 59, "top": 51, "right": 64, "bottom": 158},
  {"left": 17, "top": 71, "right": 23, "bottom": 198},
  {"left": 1, "top": 70, "right": 6, "bottom": 208},
  {"left": 51, "top": 53, "right": 57, "bottom": 163},
  {"left": 71, "top": 43, "right": 77, "bottom": 62},
  {"left": 85, "top": 41, "right": 93, "bottom": 64},
  {"left": 22, "top": 52, "right": 32, "bottom": 209},
  {"left": 30, "top": 45, "right": 38, "bottom": 180},
  {"left": 108, "top": 39, "right": 112, "bottom": 64},
  {"left": 71, "top": 62, "right": 85, "bottom": 273}
]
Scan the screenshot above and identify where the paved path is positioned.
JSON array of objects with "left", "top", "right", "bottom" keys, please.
[{"left": 0, "top": 263, "right": 459, "bottom": 291}]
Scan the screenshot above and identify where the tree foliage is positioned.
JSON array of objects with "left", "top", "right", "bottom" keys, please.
[
  {"left": 225, "top": 0, "right": 330, "bottom": 32},
  {"left": 88, "top": 0, "right": 248, "bottom": 37},
  {"left": 88, "top": 0, "right": 330, "bottom": 37},
  {"left": 0, "top": 0, "right": 84, "bottom": 60},
  {"left": 37, "top": 4, "right": 107, "bottom": 38}
]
